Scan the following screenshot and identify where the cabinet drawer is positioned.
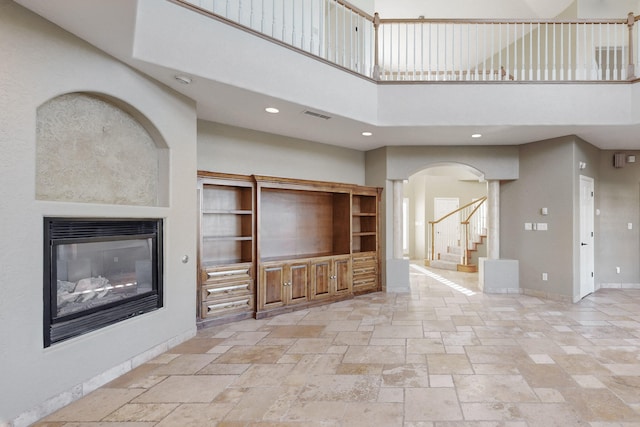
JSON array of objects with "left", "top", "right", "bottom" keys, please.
[
  {"left": 201, "top": 282, "right": 251, "bottom": 301},
  {"left": 201, "top": 265, "right": 252, "bottom": 284},
  {"left": 201, "top": 295, "right": 253, "bottom": 318},
  {"left": 353, "top": 275, "right": 377, "bottom": 291},
  {"left": 352, "top": 253, "right": 377, "bottom": 267},
  {"left": 353, "top": 265, "right": 377, "bottom": 276}
]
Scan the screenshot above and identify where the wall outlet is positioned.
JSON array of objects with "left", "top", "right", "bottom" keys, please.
[
  {"left": 542, "top": 273, "right": 548, "bottom": 281},
  {"left": 616, "top": 266, "right": 621, "bottom": 274}
]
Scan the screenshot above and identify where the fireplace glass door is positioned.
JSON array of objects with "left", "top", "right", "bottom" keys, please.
[{"left": 55, "top": 238, "right": 154, "bottom": 317}]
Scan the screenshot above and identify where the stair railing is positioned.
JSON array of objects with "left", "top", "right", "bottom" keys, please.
[
  {"left": 428, "top": 197, "right": 487, "bottom": 265},
  {"left": 461, "top": 197, "right": 487, "bottom": 265}
]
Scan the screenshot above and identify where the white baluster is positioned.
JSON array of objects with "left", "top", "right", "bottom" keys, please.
[{"left": 521, "top": 22, "right": 525, "bottom": 80}]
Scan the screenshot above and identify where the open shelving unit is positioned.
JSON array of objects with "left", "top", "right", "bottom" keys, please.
[{"left": 197, "top": 172, "right": 255, "bottom": 325}]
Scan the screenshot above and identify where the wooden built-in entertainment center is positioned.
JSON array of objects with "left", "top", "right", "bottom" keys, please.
[{"left": 197, "top": 171, "right": 382, "bottom": 325}]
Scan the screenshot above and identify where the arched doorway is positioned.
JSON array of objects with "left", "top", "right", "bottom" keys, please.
[{"left": 405, "top": 163, "right": 487, "bottom": 279}]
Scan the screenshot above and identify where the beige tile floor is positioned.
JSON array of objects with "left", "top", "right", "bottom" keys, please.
[{"left": 35, "top": 264, "right": 640, "bottom": 426}]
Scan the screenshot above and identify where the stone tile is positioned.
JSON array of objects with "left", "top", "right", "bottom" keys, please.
[
  {"left": 214, "top": 345, "right": 288, "bottom": 364},
  {"left": 429, "top": 374, "right": 454, "bottom": 387},
  {"left": 283, "top": 401, "right": 346, "bottom": 423},
  {"left": 333, "top": 331, "right": 371, "bottom": 345},
  {"left": 562, "top": 388, "right": 640, "bottom": 421},
  {"left": 342, "top": 402, "right": 404, "bottom": 427},
  {"left": 105, "top": 364, "right": 167, "bottom": 389},
  {"left": 407, "top": 338, "right": 446, "bottom": 354},
  {"left": 342, "top": 345, "right": 406, "bottom": 364},
  {"left": 152, "top": 354, "right": 219, "bottom": 375},
  {"left": 103, "top": 403, "right": 179, "bottom": 422},
  {"left": 461, "top": 402, "right": 524, "bottom": 421},
  {"left": 371, "top": 325, "right": 424, "bottom": 339},
  {"left": 133, "top": 375, "right": 236, "bottom": 403},
  {"left": 233, "top": 363, "right": 295, "bottom": 387},
  {"left": 404, "top": 388, "right": 463, "bottom": 421},
  {"left": 381, "top": 364, "right": 430, "bottom": 387},
  {"left": 153, "top": 402, "right": 235, "bottom": 426},
  {"left": 426, "top": 354, "right": 473, "bottom": 375},
  {"left": 168, "top": 337, "right": 225, "bottom": 354},
  {"left": 44, "top": 389, "right": 144, "bottom": 422},
  {"left": 572, "top": 374, "right": 607, "bottom": 388},
  {"left": 298, "top": 374, "right": 380, "bottom": 402},
  {"left": 267, "top": 325, "right": 326, "bottom": 338},
  {"left": 454, "top": 375, "right": 538, "bottom": 403},
  {"left": 219, "top": 331, "right": 270, "bottom": 346}
]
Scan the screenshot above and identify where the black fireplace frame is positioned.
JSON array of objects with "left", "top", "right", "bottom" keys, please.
[{"left": 43, "top": 217, "right": 163, "bottom": 347}]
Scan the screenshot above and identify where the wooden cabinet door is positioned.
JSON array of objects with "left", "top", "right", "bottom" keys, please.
[
  {"left": 333, "top": 256, "right": 352, "bottom": 295},
  {"left": 288, "top": 262, "right": 309, "bottom": 305},
  {"left": 310, "top": 258, "right": 332, "bottom": 300},
  {"left": 259, "top": 264, "right": 286, "bottom": 310}
]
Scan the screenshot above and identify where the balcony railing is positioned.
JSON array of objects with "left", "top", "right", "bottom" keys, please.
[{"left": 172, "top": 0, "right": 640, "bottom": 82}]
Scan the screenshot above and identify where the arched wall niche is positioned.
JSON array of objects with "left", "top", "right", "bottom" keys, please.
[{"left": 36, "top": 92, "right": 169, "bottom": 206}]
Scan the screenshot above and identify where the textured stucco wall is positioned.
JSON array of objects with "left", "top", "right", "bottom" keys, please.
[{"left": 36, "top": 93, "right": 161, "bottom": 206}]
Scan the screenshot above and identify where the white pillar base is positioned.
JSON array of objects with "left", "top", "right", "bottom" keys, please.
[
  {"left": 385, "top": 258, "right": 411, "bottom": 293},
  {"left": 479, "top": 258, "right": 520, "bottom": 294}
]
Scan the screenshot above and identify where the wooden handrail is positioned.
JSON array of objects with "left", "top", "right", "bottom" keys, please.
[
  {"left": 429, "top": 197, "right": 486, "bottom": 225},
  {"left": 379, "top": 17, "right": 626, "bottom": 25},
  {"left": 429, "top": 197, "right": 487, "bottom": 263},
  {"left": 462, "top": 196, "right": 487, "bottom": 224}
]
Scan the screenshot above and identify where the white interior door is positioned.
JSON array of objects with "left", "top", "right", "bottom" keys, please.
[
  {"left": 579, "top": 175, "right": 595, "bottom": 299},
  {"left": 434, "top": 197, "right": 459, "bottom": 258}
]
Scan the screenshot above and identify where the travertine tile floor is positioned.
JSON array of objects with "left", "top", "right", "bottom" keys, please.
[{"left": 35, "top": 264, "right": 640, "bottom": 426}]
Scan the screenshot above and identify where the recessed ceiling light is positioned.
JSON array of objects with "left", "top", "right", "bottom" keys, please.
[
  {"left": 471, "top": 133, "right": 482, "bottom": 138},
  {"left": 174, "top": 74, "right": 192, "bottom": 85},
  {"left": 362, "top": 131, "right": 373, "bottom": 136},
  {"left": 265, "top": 107, "right": 279, "bottom": 114}
]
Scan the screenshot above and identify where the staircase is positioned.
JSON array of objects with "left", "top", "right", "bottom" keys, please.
[
  {"left": 426, "top": 233, "right": 486, "bottom": 273},
  {"left": 428, "top": 245, "right": 463, "bottom": 271},
  {"left": 425, "top": 197, "right": 487, "bottom": 273}
]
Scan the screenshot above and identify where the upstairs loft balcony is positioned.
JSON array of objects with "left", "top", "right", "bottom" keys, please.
[
  {"left": 174, "top": 0, "right": 640, "bottom": 83},
  {"left": 17, "top": 0, "right": 640, "bottom": 150}
]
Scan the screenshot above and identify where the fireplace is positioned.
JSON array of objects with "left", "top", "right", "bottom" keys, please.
[{"left": 43, "top": 218, "right": 163, "bottom": 347}]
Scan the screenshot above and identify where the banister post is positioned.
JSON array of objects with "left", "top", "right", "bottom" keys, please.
[
  {"left": 373, "top": 12, "right": 381, "bottom": 80},
  {"left": 628, "top": 12, "right": 635, "bottom": 79}
]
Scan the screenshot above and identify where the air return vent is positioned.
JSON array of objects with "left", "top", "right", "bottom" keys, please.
[{"left": 303, "top": 110, "right": 332, "bottom": 120}]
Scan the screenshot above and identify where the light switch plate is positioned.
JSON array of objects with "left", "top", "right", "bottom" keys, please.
[{"left": 524, "top": 222, "right": 533, "bottom": 231}]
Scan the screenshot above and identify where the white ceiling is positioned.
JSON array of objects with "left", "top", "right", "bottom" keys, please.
[{"left": 14, "top": 0, "right": 640, "bottom": 152}]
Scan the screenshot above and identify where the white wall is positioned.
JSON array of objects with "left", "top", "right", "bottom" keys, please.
[
  {"left": 198, "top": 121, "right": 366, "bottom": 184},
  {"left": 374, "top": 0, "right": 574, "bottom": 19},
  {"left": 0, "top": 1, "right": 198, "bottom": 424},
  {"left": 577, "top": 0, "right": 638, "bottom": 18}
]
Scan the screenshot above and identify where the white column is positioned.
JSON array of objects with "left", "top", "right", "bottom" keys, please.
[
  {"left": 487, "top": 179, "right": 500, "bottom": 259},
  {"left": 392, "top": 179, "right": 403, "bottom": 259}
]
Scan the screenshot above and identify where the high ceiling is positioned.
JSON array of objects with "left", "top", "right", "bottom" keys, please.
[{"left": 14, "top": 0, "right": 640, "bottom": 152}]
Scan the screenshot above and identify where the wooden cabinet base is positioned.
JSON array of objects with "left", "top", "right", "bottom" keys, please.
[{"left": 255, "top": 293, "right": 354, "bottom": 319}]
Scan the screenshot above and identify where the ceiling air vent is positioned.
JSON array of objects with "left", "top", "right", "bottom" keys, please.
[{"left": 303, "top": 110, "right": 332, "bottom": 120}]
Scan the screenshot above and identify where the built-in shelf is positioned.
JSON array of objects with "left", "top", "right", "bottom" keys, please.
[{"left": 197, "top": 172, "right": 255, "bottom": 324}]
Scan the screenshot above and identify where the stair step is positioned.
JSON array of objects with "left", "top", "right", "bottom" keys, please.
[
  {"left": 448, "top": 246, "right": 464, "bottom": 255},
  {"left": 440, "top": 253, "right": 462, "bottom": 263}
]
